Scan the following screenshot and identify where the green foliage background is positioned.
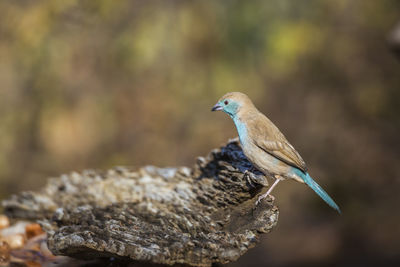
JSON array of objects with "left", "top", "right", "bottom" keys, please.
[{"left": 0, "top": 0, "right": 399, "bottom": 265}]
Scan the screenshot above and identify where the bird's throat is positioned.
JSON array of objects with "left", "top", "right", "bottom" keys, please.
[{"left": 232, "top": 116, "right": 248, "bottom": 145}]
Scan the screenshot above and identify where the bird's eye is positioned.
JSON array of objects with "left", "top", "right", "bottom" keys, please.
[{"left": 224, "top": 100, "right": 229, "bottom": 105}]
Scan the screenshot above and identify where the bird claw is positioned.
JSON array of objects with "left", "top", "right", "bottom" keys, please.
[
  {"left": 243, "top": 169, "right": 268, "bottom": 187},
  {"left": 255, "top": 194, "right": 275, "bottom": 205},
  {"left": 243, "top": 170, "right": 252, "bottom": 185},
  {"left": 255, "top": 195, "right": 265, "bottom": 205}
]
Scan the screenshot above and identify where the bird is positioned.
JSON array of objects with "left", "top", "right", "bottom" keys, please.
[{"left": 211, "top": 92, "right": 340, "bottom": 213}]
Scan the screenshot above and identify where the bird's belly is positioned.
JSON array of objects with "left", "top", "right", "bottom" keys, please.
[{"left": 241, "top": 142, "right": 292, "bottom": 179}]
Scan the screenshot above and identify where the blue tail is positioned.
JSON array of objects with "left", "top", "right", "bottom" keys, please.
[{"left": 302, "top": 172, "right": 341, "bottom": 213}]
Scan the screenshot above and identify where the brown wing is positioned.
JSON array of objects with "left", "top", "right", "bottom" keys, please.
[{"left": 247, "top": 113, "right": 308, "bottom": 172}]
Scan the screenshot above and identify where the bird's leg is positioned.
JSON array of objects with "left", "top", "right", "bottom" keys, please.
[{"left": 256, "top": 177, "right": 282, "bottom": 205}]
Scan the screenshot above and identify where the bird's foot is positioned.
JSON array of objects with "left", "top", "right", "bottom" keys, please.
[
  {"left": 243, "top": 169, "right": 268, "bottom": 187},
  {"left": 243, "top": 170, "right": 254, "bottom": 187},
  {"left": 256, "top": 193, "right": 275, "bottom": 205},
  {"left": 255, "top": 177, "right": 281, "bottom": 205}
]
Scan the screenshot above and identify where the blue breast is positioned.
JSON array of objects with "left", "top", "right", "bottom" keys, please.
[{"left": 233, "top": 116, "right": 248, "bottom": 145}]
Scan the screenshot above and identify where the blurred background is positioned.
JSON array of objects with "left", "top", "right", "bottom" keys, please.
[{"left": 0, "top": 0, "right": 399, "bottom": 266}]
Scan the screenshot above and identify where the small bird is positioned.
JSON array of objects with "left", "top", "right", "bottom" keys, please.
[{"left": 212, "top": 92, "right": 340, "bottom": 213}]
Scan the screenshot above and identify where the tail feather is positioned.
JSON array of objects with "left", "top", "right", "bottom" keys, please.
[{"left": 302, "top": 173, "right": 341, "bottom": 213}]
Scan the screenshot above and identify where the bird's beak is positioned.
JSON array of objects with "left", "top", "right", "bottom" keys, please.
[{"left": 211, "top": 103, "right": 223, "bottom": 112}]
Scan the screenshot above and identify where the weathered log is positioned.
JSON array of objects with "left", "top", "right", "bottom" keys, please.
[{"left": 2, "top": 139, "right": 278, "bottom": 266}]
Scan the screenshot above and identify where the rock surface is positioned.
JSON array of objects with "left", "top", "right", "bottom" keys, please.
[{"left": 3, "top": 139, "right": 278, "bottom": 266}]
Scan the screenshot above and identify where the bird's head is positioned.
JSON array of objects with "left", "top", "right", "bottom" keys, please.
[{"left": 211, "top": 92, "right": 253, "bottom": 118}]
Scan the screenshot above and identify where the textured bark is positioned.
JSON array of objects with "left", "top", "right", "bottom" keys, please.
[{"left": 2, "top": 139, "right": 278, "bottom": 266}]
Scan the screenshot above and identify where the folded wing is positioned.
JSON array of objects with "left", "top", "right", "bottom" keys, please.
[{"left": 248, "top": 114, "right": 307, "bottom": 173}]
